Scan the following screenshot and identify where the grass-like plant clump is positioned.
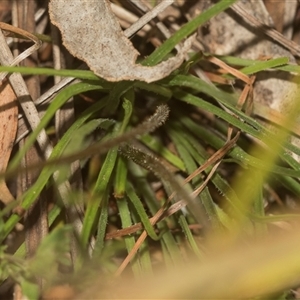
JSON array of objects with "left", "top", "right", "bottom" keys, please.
[{"left": 1, "top": 0, "right": 300, "bottom": 299}]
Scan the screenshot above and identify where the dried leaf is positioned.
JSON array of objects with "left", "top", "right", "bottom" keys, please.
[
  {"left": 0, "top": 81, "right": 18, "bottom": 204},
  {"left": 49, "top": 0, "right": 194, "bottom": 83}
]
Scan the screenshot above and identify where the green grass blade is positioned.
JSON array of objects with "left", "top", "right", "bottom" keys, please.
[
  {"left": 81, "top": 146, "right": 118, "bottom": 247},
  {"left": 117, "top": 197, "right": 142, "bottom": 276},
  {"left": 62, "top": 118, "right": 115, "bottom": 156},
  {"left": 9, "top": 82, "right": 104, "bottom": 171},
  {"left": 114, "top": 156, "right": 128, "bottom": 199},
  {"left": 166, "top": 126, "right": 201, "bottom": 185},
  {"left": 178, "top": 215, "right": 203, "bottom": 259},
  {"left": 3, "top": 96, "right": 109, "bottom": 239},
  {"left": 218, "top": 55, "right": 300, "bottom": 74},
  {"left": 92, "top": 193, "right": 109, "bottom": 258},
  {"left": 174, "top": 89, "right": 300, "bottom": 173},
  {"left": 0, "top": 66, "right": 103, "bottom": 81},
  {"left": 138, "top": 239, "right": 153, "bottom": 275},
  {"left": 81, "top": 98, "right": 133, "bottom": 247},
  {"left": 128, "top": 162, "right": 183, "bottom": 264},
  {"left": 239, "top": 57, "right": 289, "bottom": 75},
  {"left": 139, "top": 134, "right": 185, "bottom": 171},
  {"left": 134, "top": 82, "right": 172, "bottom": 99},
  {"left": 145, "top": 0, "right": 238, "bottom": 65},
  {"left": 126, "top": 182, "right": 160, "bottom": 241},
  {"left": 171, "top": 116, "right": 245, "bottom": 211}
]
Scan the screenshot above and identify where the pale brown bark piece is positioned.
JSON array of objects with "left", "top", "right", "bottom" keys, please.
[
  {"left": 48, "top": 0, "right": 194, "bottom": 83},
  {"left": 0, "top": 81, "right": 18, "bottom": 205}
]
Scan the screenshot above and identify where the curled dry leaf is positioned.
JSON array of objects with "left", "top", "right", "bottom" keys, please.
[{"left": 48, "top": 0, "right": 194, "bottom": 83}]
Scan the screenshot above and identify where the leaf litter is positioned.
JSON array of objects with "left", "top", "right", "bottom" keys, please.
[{"left": 49, "top": 0, "right": 194, "bottom": 83}]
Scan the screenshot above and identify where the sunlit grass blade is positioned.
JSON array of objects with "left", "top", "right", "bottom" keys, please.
[{"left": 239, "top": 57, "right": 289, "bottom": 75}]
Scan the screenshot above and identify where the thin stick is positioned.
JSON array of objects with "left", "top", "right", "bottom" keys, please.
[
  {"left": 0, "top": 30, "right": 50, "bottom": 157},
  {"left": 0, "top": 22, "right": 41, "bottom": 81},
  {"left": 123, "top": 0, "right": 174, "bottom": 38},
  {"left": 231, "top": 3, "right": 300, "bottom": 57}
]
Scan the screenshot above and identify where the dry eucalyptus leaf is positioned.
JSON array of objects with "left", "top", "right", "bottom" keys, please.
[
  {"left": 49, "top": 0, "right": 194, "bottom": 83},
  {"left": 0, "top": 81, "right": 18, "bottom": 205}
]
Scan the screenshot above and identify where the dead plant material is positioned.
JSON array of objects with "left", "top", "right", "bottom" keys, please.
[
  {"left": 49, "top": 0, "right": 194, "bottom": 83},
  {"left": 0, "top": 81, "right": 17, "bottom": 205}
]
